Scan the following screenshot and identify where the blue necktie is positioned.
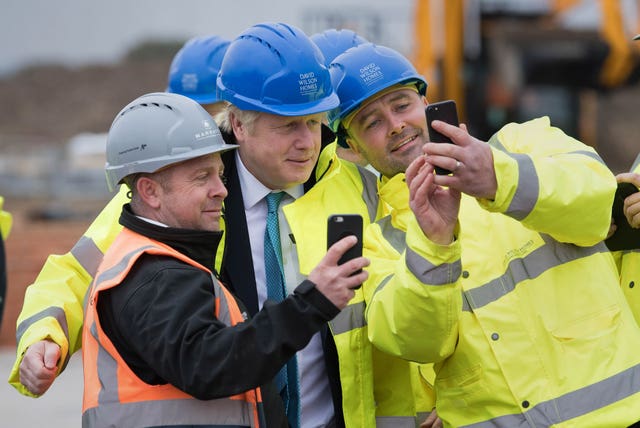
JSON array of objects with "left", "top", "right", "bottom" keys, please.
[{"left": 264, "top": 192, "right": 300, "bottom": 428}]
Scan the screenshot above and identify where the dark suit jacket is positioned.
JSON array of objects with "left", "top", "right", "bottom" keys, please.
[{"left": 218, "top": 128, "right": 345, "bottom": 428}]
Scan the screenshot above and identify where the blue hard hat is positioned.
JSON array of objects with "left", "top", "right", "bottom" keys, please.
[
  {"left": 166, "top": 35, "right": 230, "bottom": 104},
  {"left": 217, "top": 22, "right": 339, "bottom": 116},
  {"left": 328, "top": 43, "right": 427, "bottom": 137},
  {"left": 310, "top": 28, "right": 368, "bottom": 67}
]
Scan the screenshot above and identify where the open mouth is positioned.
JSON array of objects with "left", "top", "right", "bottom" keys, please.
[{"left": 391, "top": 135, "right": 418, "bottom": 152}]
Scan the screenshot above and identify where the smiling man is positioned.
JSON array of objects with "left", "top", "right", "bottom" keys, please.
[
  {"left": 328, "top": 43, "right": 640, "bottom": 427},
  {"left": 82, "top": 91, "right": 368, "bottom": 427}
]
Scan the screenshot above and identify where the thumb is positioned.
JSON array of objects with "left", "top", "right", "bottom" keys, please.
[{"left": 43, "top": 343, "right": 61, "bottom": 370}]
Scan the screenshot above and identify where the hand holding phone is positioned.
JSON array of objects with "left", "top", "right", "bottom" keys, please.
[
  {"left": 327, "top": 214, "right": 363, "bottom": 288},
  {"left": 605, "top": 182, "right": 640, "bottom": 251},
  {"left": 425, "top": 100, "right": 459, "bottom": 175}
]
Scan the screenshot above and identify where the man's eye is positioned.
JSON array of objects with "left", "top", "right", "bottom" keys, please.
[{"left": 365, "top": 119, "right": 380, "bottom": 130}]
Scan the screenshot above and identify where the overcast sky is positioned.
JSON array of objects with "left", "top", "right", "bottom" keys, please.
[
  {"left": 3, "top": 0, "right": 636, "bottom": 77},
  {"left": 1, "top": 0, "right": 414, "bottom": 76}
]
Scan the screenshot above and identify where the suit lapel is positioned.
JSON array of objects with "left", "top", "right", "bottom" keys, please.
[{"left": 220, "top": 150, "right": 260, "bottom": 316}]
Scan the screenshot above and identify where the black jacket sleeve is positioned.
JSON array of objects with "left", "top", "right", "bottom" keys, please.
[{"left": 98, "top": 254, "right": 339, "bottom": 400}]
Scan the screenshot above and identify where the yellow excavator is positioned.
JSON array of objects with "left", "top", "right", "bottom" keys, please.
[{"left": 412, "top": 0, "right": 640, "bottom": 157}]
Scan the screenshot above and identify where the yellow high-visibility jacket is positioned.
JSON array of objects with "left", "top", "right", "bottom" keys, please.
[
  {"left": 10, "top": 143, "right": 435, "bottom": 427},
  {"left": 366, "top": 117, "right": 640, "bottom": 427},
  {"left": 286, "top": 146, "right": 434, "bottom": 426},
  {"left": 10, "top": 187, "right": 127, "bottom": 391},
  {"left": 614, "top": 155, "right": 640, "bottom": 324},
  {"left": 0, "top": 196, "right": 11, "bottom": 240}
]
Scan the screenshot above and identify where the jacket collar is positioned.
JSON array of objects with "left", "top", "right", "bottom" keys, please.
[{"left": 119, "top": 204, "right": 222, "bottom": 272}]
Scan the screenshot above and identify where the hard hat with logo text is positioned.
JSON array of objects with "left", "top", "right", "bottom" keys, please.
[
  {"left": 327, "top": 43, "right": 427, "bottom": 146},
  {"left": 217, "top": 22, "right": 339, "bottom": 116},
  {"left": 105, "top": 92, "right": 237, "bottom": 191}
]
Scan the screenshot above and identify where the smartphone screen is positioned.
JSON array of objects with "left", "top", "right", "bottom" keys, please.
[
  {"left": 327, "top": 214, "right": 363, "bottom": 288},
  {"left": 425, "top": 100, "right": 459, "bottom": 175}
]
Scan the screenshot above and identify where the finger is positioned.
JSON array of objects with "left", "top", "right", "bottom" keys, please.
[
  {"left": 346, "top": 270, "right": 369, "bottom": 289},
  {"left": 338, "top": 256, "right": 369, "bottom": 276},
  {"left": 424, "top": 154, "right": 458, "bottom": 175},
  {"left": 43, "top": 343, "right": 61, "bottom": 370},
  {"left": 410, "top": 164, "right": 435, "bottom": 194},
  {"left": 408, "top": 165, "right": 434, "bottom": 203},
  {"left": 431, "top": 120, "right": 469, "bottom": 146},
  {"left": 406, "top": 155, "right": 427, "bottom": 185},
  {"left": 616, "top": 172, "right": 640, "bottom": 187},
  {"left": 326, "top": 235, "right": 358, "bottom": 265}
]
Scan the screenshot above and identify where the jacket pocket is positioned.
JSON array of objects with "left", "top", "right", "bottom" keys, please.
[
  {"left": 550, "top": 305, "right": 621, "bottom": 343},
  {"left": 548, "top": 305, "right": 622, "bottom": 382},
  {"left": 435, "top": 363, "right": 489, "bottom": 409}
]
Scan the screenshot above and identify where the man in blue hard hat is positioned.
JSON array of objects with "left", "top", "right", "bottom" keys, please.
[
  {"left": 327, "top": 40, "right": 640, "bottom": 426},
  {"left": 213, "top": 22, "right": 378, "bottom": 428}
]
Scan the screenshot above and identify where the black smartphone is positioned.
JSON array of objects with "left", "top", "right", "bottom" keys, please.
[
  {"left": 425, "top": 100, "right": 459, "bottom": 175},
  {"left": 605, "top": 181, "right": 640, "bottom": 251},
  {"left": 327, "top": 214, "right": 363, "bottom": 288}
]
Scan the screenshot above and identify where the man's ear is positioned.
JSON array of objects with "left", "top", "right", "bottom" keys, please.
[
  {"left": 229, "top": 111, "right": 246, "bottom": 141},
  {"left": 344, "top": 135, "right": 362, "bottom": 156},
  {"left": 136, "top": 176, "right": 162, "bottom": 209}
]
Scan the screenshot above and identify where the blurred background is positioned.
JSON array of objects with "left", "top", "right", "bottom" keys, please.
[{"left": 1, "top": 0, "right": 640, "bottom": 425}]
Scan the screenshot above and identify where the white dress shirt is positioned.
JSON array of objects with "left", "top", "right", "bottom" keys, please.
[{"left": 235, "top": 151, "right": 334, "bottom": 427}]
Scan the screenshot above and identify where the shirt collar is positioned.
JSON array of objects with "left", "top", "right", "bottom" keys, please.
[{"left": 235, "top": 150, "right": 303, "bottom": 210}]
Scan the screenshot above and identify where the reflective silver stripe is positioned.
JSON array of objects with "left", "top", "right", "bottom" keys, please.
[
  {"left": 16, "top": 306, "right": 68, "bottom": 345},
  {"left": 70, "top": 235, "right": 104, "bottom": 278},
  {"left": 89, "top": 320, "right": 257, "bottom": 428},
  {"left": 375, "top": 274, "right": 393, "bottom": 295},
  {"left": 93, "top": 245, "right": 156, "bottom": 286},
  {"left": 357, "top": 165, "right": 380, "bottom": 222},
  {"left": 571, "top": 149, "right": 606, "bottom": 165},
  {"left": 632, "top": 152, "right": 640, "bottom": 171},
  {"left": 83, "top": 396, "right": 254, "bottom": 427},
  {"left": 377, "top": 216, "right": 406, "bottom": 255},
  {"left": 212, "top": 276, "right": 232, "bottom": 326},
  {"left": 91, "top": 321, "right": 119, "bottom": 405},
  {"left": 16, "top": 306, "right": 72, "bottom": 370},
  {"left": 406, "top": 247, "right": 461, "bottom": 285},
  {"left": 463, "top": 236, "right": 608, "bottom": 312},
  {"left": 88, "top": 249, "right": 259, "bottom": 428},
  {"left": 487, "top": 132, "right": 507, "bottom": 151},
  {"left": 504, "top": 153, "right": 538, "bottom": 221},
  {"left": 417, "top": 411, "right": 431, "bottom": 425},
  {"left": 460, "top": 363, "right": 640, "bottom": 428},
  {"left": 329, "top": 301, "right": 366, "bottom": 335},
  {"left": 376, "top": 415, "right": 422, "bottom": 428},
  {"left": 462, "top": 293, "right": 472, "bottom": 312},
  {"left": 487, "top": 132, "right": 608, "bottom": 222}
]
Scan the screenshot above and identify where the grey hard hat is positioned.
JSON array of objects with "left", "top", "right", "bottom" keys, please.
[{"left": 105, "top": 92, "right": 237, "bottom": 192}]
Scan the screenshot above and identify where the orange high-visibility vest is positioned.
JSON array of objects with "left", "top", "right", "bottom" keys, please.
[{"left": 82, "top": 227, "right": 264, "bottom": 428}]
